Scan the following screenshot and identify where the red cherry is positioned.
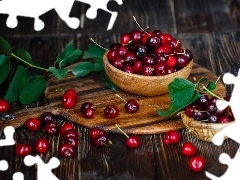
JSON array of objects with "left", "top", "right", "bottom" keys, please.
[
  {"left": 0, "top": 99, "right": 10, "bottom": 112},
  {"left": 83, "top": 107, "right": 95, "bottom": 119},
  {"left": 25, "top": 118, "right": 41, "bottom": 131},
  {"left": 93, "top": 134, "right": 108, "bottom": 147},
  {"left": 35, "top": 138, "right": 49, "bottom": 154},
  {"left": 59, "top": 143, "right": 75, "bottom": 158},
  {"left": 104, "top": 105, "right": 119, "bottom": 119},
  {"left": 62, "top": 93, "right": 77, "bottom": 109},
  {"left": 124, "top": 99, "right": 139, "bottom": 113},
  {"left": 44, "top": 121, "right": 59, "bottom": 136},
  {"left": 60, "top": 123, "right": 74, "bottom": 135},
  {"left": 163, "top": 130, "right": 181, "bottom": 145},
  {"left": 181, "top": 142, "right": 197, "bottom": 156},
  {"left": 65, "top": 136, "right": 78, "bottom": 149},
  {"left": 80, "top": 102, "right": 95, "bottom": 113},
  {"left": 64, "top": 89, "right": 78, "bottom": 99},
  {"left": 188, "top": 156, "right": 206, "bottom": 172},
  {"left": 62, "top": 129, "right": 78, "bottom": 140},
  {"left": 219, "top": 116, "right": 231, "bottom": 123},
  {"left": 121, "top": 33, "right": 131, "bottom": 44},
  {"left": 15, "top": 143, "right": 32, "bottom": 157},
  {"left": 90, "top": 129, "right": 106, "bottom": 139},
  {"left": 126, "top": 135, "right": 140, "bottom": 148},
  {"left": 39, "top": 112, "right": 54, "bottom": 124},
  {"left": 166, "top": 55, "right": 177, "bottom": 67}
]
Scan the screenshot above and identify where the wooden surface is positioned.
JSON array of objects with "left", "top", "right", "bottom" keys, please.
[{"left": 1, "top": 0, "right": 240, "bottom": 179}]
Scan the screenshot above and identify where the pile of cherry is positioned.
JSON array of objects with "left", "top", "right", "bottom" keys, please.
[
  {"left": 184, "top": 95, "right": 234, "bottom": 123},
  {"left": 106, "top": 29, "right": 193, "bottom": 76}
]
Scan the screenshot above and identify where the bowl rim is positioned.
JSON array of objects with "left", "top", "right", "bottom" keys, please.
[
  {"left": 181, "top": 112, "right": 235, "bottom": 128},
  {"left": 103, "top": 51, "right": 194, "bottom": 80}
]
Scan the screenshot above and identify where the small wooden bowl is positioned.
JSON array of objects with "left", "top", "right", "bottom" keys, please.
[
  {"left": 181, "top": 112, "right": 234, "bottom": 142},
  {"left": 103, "top": 52, "right": 193, "bottom": 96}
]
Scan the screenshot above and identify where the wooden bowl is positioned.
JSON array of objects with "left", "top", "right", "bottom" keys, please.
[
  {"left": 103, "top": 52, "right": 193, "bottom": 96},
  {"left": 181, "top": 112, "right": 234, "bottom": 142}
]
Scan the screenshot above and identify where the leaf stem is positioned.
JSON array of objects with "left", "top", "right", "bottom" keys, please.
[
  {"left": 11, "top": 53, "right": 49, "bottom": 71},
  {"left": 202, "top": 85, "right": 224, "bottom": 100}
]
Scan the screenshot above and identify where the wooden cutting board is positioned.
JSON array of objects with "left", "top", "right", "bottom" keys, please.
[{"left": 0, "top": 63, "right": 226, "bottom": 134}]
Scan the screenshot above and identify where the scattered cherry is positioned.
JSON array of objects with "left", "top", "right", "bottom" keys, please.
[
  {"left": 90, "top": 128, "right": 106, "bottom": 139},
  {"left": 163, "top": 130, "right": 181, "bottom": 145},
  {"left": 188, "top": 156, "right": 206, "bottom": 172},
  {"left": 45, "top": 121, "right": 59, "bottom": 136},
  {"left": 15, "top": 143, "right": 32, "bottom": 157},
  {"left": 181, "top": 142, "right": 197, "bottom": 156},
  {"left": 39, "top": 111, "right": 54, "bottom": 124},
  {"left": 126, "top": 135, "right": 141, "bottom": 148},
  {"left": 93, "top": 134, "right": 109, "bottom": 147},
  {"left": 104, "top": 105, "right": 119, "bottom": 119},
  {"left": 59, "top": 143, "right": 75, "bottom": 158},
  {"left": 62, "top": 128, "right": 78, "bottom": 140},
  {"left": 0, "top": 99, "right": 10, "bottom": 112},
  {"left": 124, "top": 99, "right": 139, "bottom": 113},
  {"left": 65, "top": 136, "right": 78, "bottom": 149},
  {"left": 62, "top": 93, "right": 77, "bottom": 109},
  {"left": 25, "top": 118, "right": 41, "bottom": 131},
  {"left": 64, "top": 89, "right": 78, "bottom": 99},
  {"left": 35, "top": 138, "right": 49, "bottom": 154},
  {"left": 60, "top": 123, "right": 74, "bottom": 135}
]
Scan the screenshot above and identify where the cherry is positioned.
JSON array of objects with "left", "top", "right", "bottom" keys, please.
[
  {"left": 60, "top": 123, "right": 74, "bottom": 135},
  {"left": 115, "top": 124, "right": 141, "bottom": 148},
  {"left": 104, "top": 105, "right": 119, "bottom": 119},
  {"left": 115, "top": 45, "right": 128, "bottom": 57},
  {"left": 80, "top": 102, "right": 95, "bottom": 113},
  {"left": 146, "top": 35, "right": 161, "bottom": 49},
  {"left": 181, "top": 142, "right": 197, "bottom": 156},
  {"left": 25, "top": 118, "right": 41, "bottom": 131},
  {"left": 219, "top": 116, "right": 231, "bottom": 123},
  {"left": 90, "top": 129, "right": 106, "bottom": 139},
  {"left": 15, "top": 143, "right": 32, "bottom": 157},
  {"left": 133, "top": 60, "right": 143, "bottom": 72},
  {"left": 62, "top": 93, "right": 77, "bottom": 109},
  {"left": 132, "top": 43, "right": 149, "bottom": 57},
  {"left": 123, "top": 51, "right": 137, "bottom": 63},
  {"left": 44, "top": 121, "right": 59, "bottom": 136},
  {"left": 121, "top": 33, "right": 131, "bottom": 44},
  {"left": 177, "top": 55, "right": 189, "bottom": 68},
  {"left": 111, "top": 57, "right": 125, "bottom": 70},
  {"left": 185, "top": 105, "right": 194, "bottom": 118},
  {"left": 62, "top": 128, "right": 78, "bottom": 140},
  {"left": 59, "top": 143, "right": 75, "bottom": 158},
  {"left": 39, "top": 112, "right": 54, "bottom": 124},
  {"left": 143, "top": 55, "right": 155, "bottom": 66},
  {"left": 0, "top": 99, "right": 10, "bottom": 112},
  {"left": 93, "top": 134, "right": 109, "bottom": 147},
  {"left": 208, "top": 113, "right": 220, "bottom": 123},
  {"left": 163, "top": 130, "right": 181, "bottom": 145},
  {"left": 188, "top": 156, "right": 206, "bottom": 172},
  {"left": 107, "top": 49, "right": 116, "bottom": 61},
  {"left": 126, "top": 135, "right": 141, "bottom": 148},
  {"left": 124, "top": 99, "right": 139, "bottom": 113},
  {"left": 141, "top": 65, "right": 154, "bottom": 76},
  {"left": 64, "top": 89, "right": 78, "bottom": 99},
  {"left": 65, "top": 136, "right": 78, "bottom": 149},
  {"left": 109, "top": 43, "right": 121, "bottom": 50},
  {"left": 130, "top": 30, "right": 143, "bottom": 43},
  {"left": 166, "top": 55, "right": 177, "bottom": 67},
  {"left": 83, "top": 107, "right": 95, "bottom": 119},
  {"left": 124, "top": 65, "right": 135, "bottom": 74},
  {"left": 35, "top": 138, "right": 49, "bottom": 154},
  {"left": 155, "top": 62, "right": 167, "bottom": 76}
]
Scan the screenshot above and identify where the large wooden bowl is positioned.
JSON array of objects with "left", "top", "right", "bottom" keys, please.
[
  {"left": 103, "top": 52, "right": 193, "bottom": 96},
  {"left": 181, "top": 112, "right": 234, "bottom": 142}
]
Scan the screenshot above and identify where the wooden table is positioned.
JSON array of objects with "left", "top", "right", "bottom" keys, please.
[{"left": 1, "top": 0, "right": 240, "bottom": 179}]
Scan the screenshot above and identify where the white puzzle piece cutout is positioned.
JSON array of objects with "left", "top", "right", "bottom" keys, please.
[
  {"left": 24, "top": 155, "right": 60, "bottom": 180},
  {"left": 12, "top": 172, "right": 24, "bottom": 180},
  {"left": 0, "top": 160, "right": 8, "bottom": 171},
  {"left": 0, "top": 0, "right": 123, "bottom": 31},
  {"left": 0, "top": 126, "right": 15, "bottom": 147},
  {"left": 205, "top": 69, "right": 240, "bottom": 179}
]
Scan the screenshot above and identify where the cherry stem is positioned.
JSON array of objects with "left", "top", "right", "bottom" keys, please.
[
  {"left": 115, "top": 94, "right": 127, "bottom": 103},
  {"left": 202, "top": 86, "right": 225, "bottom": 101},
  {"left": 89, "top": 38, "right": 108, "bottom": 51},
  {"left": 132, "top": 16, "right": 150, "bottom": 35},
  {"left": 115, "top": 124, "right": 129, "bottom": 138}
]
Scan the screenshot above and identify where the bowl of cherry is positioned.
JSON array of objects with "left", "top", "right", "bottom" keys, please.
[
  {"left": 103, "top": 29, "right": 194, "bottom": 96},
  {"left": 181, "top": 95, "right": 235, "bottom": 142}
]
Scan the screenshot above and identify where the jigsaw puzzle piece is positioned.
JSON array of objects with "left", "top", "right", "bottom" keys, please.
[
  {"left": 0, "top": 160, "right": 8, "bottom": 171},
  {"left": 0, "top": 126, "right": 15, "bottom": 147}
]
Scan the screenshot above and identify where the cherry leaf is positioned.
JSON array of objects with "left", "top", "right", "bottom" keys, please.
[
  {"left": 94, "top": 59, "right": 104, "bottom": 71},
  {"left": 82, "top": 43, "right": 106, "bottom": 60},
  {"left": 57, "top": 40, "right": 82, "bottom": 68},
  {"left": 4, "top": 65, "right": 28, "bottom": 103},
  {"left": 13, "top": 48, "right": 33, "bottom": 64},
  {"left": 20, "top": 76, "right": 47, "bottom": 104},
  {"left": 205, "top": 81, "right": 216, "bottom": 91},
  {"left": 49, "top": 67, "right": 68, "bottom": 79},
  {"left": 0, "top": 37, "right": 12, "bottom": 55},
  {"left": 72, "top": 62, "right": 94, "bottom": 77},
  {"left": 0, "top": 55, "right": 10, "bottom": 84},
  {"left": 100, "top": 71, "right": 117, "bottom": 91}
]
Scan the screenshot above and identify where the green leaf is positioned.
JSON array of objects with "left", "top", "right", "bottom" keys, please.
[
  {"left": 82, "top": 43, "right": 106, "bottom": 60},
  {"left": 0, "top": 37, "right": 12, "bottom": 54},
  {"left": 206, "top": 81, "right": 216, "bottom": 91},
  {"left": 20, "top": 76, "right": 47, "bottom": 104},
  {"left": 157, "top": 91, "right": 201, "bottom": 117},
  {"left": 197, "top": 77, "right": 208, "bottom": 84},
  {"left": 0, "top": 55, "right": 10, "bottom": 84},
  {"left": 72, "top": 62, "right": 94, "bottom": 77},
  {"left": 168, "top": 78, "right": 195, "bottom": 107},
  {"left": 49, "top": 67, "right": 68, "bottom": 79},
  {"left": 13, "top": 48, "right": 33, "bottom": 64},
  {"left": 4, "top": 65, "right": 28, "bottom": 103},
  {"left": 57, "top": 40, "right": 82, "bottom": 68},
  {"left": 100, "top": 71, "right": 117, "bottom": 91},
  {"left": 94, "top": 59, "right": 104, "bottom": 71}
]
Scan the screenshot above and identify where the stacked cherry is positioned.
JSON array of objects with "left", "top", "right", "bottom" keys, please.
[
  {"left": 16, "top": 111, "right": 78, "bottom": 158},
  {"left": 163, "top": 130, "right": 206, "bottom": 172},
  {"left": 185, "top": 95, "right": 234, "bottom": 123},
  {"left": 107, "top": 29, "right": 193, "bottom": 76}
]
